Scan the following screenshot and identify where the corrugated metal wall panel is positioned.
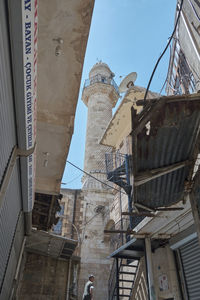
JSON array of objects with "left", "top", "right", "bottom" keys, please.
[
  {"left": 0, "top": 0, "right": 17, "bottom": 184},
  {"left": 0, "top": 211, "right": 24, "bottom": 300},
  {"left": 180, "top": 238, "right": 200, "bottom": 300},
  {"left": 0, "top": 1, "right": 24, "bottom": 298},
  {"left": 0, "top": 162, "right": 24, "bottom": 298}
]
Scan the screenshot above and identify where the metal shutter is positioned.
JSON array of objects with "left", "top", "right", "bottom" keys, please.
[
  {"left": 179, "top": 237, "right": 200, "bottom": 300},
  {"left": 0, "top": 0, "right": 17, "bottom": 183},
  {"left": 0, "top": 0, "right": 24, "bottom": 298}
]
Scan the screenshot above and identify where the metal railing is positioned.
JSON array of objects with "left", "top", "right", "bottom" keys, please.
[{"left": 83, "top": 74, "right": 119, "bottom": 94}]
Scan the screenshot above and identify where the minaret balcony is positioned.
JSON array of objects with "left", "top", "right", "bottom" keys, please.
[{"left": 83, "top": 74, "right": 119, "bottom": 95}]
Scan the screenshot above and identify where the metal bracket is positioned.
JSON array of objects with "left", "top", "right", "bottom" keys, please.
[
  {"left": 17, "top": 143, "right": 36, "bottom": 157},
  {"left": 0, "top": 143, "right": 36, "bottom": 209}
]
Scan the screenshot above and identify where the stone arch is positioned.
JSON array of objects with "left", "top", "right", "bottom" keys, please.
[{"left": 104, "top": 219, "right": 115, "bottom": 242}]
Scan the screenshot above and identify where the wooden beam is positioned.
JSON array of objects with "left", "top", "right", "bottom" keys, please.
[
  {"left": 104, "top": 230, "right": 147, "bottom": 239},
  {"left": 47, "top": 195, "right": 55, "bottom": 228},
  {"left": 35, "top": 200, "right": 50, "bottom": 206},
  {"left": 104, "top": 230, "right": 134, "bottom": 234},
  {"left": 134, "top": 203, "right": 154, "bottom": 212},
  {"left": 134, "top": 160, "right": 191, "bottom": 186},
  {"left": 156, "top": 207, "right": 184, "bottom": 211},
  {"left": 122, "top": 211, "right": 155, "bottom": 217},
  {"left": 136, "top": 93, "right": 200, "bottom": 106},
  {"left": 33, "top": 210, "right": 48, "bottom": 216}
]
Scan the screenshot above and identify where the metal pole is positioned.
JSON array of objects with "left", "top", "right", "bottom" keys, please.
[
  {"left": 71, "top": 190, "right": 77, "bottom": 239},
  {"left": 119, "top": 190, "right": 124, "bottom": 245},
  {"left": 125, "top": 155, "right": 133, "bottom": 229},
  {"left": 116, "top": 258, "right": 119, "bottom": 300},
  {"left": 145, "top": 238, "right": 156, "bottom": 300}
]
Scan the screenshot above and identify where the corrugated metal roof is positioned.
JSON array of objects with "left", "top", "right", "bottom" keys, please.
[
  {"left": 132, "top": 94, "right": 200, "bottom": 209},
  {"left": 26, "top": 230, "right": 77, "bottom": 260}
]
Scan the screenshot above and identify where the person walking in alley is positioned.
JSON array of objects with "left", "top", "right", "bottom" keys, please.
[{"left": 82, "top": 275, "right": 95, "bottom": 300}]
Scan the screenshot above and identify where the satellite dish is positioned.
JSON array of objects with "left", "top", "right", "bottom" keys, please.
[{"left": 119, "top": 72, "right": 137, "bottom": 93}]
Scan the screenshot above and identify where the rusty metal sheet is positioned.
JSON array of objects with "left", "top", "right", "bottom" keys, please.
[
  {"left": 26, "top": 230, "right": 77, "bottom": 260},
  {"left": 132, "top": 94, "right": 200, "bottom": 209}
]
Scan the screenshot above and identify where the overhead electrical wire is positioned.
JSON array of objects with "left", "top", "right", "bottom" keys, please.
[
  {"left": 66, "top": 160, "right": 127, "bottom": 195},
  {"left": 62, "top": 173, "right": 82, "bottom": 185},
  {"left": 144, "top": 0, "right": 184, "bottom": 101}
]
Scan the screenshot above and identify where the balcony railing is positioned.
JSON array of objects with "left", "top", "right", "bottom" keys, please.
[{"left": 83, "top": 74, "right": 119, "bottom": 94}]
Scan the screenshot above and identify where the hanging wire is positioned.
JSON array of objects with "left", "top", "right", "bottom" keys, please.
[
  {"left": 62, "top": 173, "right": 82, "bottom": 186},
  {"left": 159, "top": 44, "right": 173, "bottom": 95},
  {"left": 144, "top": 0, "right": 184, "bottom": 101},
  {"left": 66, "top": 160, "right": 127, "bottom": 195}
]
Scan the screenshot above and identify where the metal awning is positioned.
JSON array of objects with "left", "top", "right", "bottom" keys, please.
[
  {"left": 132, "top": 93, "right": 200, "bottom": 210},
  {"left": 109, "top": 238, "right": 144, "bottom": 259},
  {"left": 109, "top": 237, "right": 170, "bottom": 259},
  {"left": 26, "top": 230, "right": 77, "bottom": 260}
]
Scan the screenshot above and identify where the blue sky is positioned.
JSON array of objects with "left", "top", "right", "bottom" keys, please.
[{"left": 62, "top": 0, "right": 177, "bottom": 189}]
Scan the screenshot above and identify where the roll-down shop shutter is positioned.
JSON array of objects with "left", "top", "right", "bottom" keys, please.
[
  {"left": 179, "top": 237, "right": 200, "bottom": 300},
  {"left": 0, "top": 0, "right": 24, "bottom": 298}
]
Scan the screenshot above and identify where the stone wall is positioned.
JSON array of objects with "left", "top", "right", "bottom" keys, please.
[
  {"left": 78, "top": 189, "right": 114, "bottom": 300},
  {"left": 16, "top": 252, "right": 69, "bottom": 300}
]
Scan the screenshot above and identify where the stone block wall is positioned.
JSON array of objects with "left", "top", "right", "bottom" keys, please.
[
  {"left": 16, "top": 252, "right": 69, "bottom": 300},
  {"left": 78, "top": 189, "right": 114, "bottom": 300}
]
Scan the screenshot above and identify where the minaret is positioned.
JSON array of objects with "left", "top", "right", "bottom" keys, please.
[{"left": 79, "top": 62, "right": 119, "bottom": 299}]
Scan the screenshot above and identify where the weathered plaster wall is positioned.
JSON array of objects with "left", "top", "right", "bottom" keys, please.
[
  {"left": 131, "top": 246, "right": 181, "bottom": 300},
  {"left": 16, "top": 252, "right": 69, "bottom": 300},
  {"left": 152, "top": 246, "right": 182, "bottom": 300},
  {"left": 36, "top": 0, "right": 94, "bottom": 195}
]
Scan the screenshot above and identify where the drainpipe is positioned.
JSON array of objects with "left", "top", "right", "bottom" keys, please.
[
  {"left": 9, "top": 236, "right": 27, "bottom": 299},
  {"left": 145, "top": 238, "right": 156, "bottom": 300},
  {"left": 119, "top": 190, "right": 124, "bottom": 244},
  {"left": 71, "top": 190, "right": 77, "bottom": 239},
  {"left": 125, "top": 155, "right": 133, "bottom": 229},
  {"left": 66, "top": 259, "right": 72, "bottom": 300}
]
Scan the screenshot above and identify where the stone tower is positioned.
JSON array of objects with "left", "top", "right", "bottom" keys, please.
[{"left": 79, "top": 62, "right": 119, "bottom": 299}]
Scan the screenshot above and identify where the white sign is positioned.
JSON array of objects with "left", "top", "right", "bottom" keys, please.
[
  {"left": 22, "top": 0, "right": 38, "bottom": 211},
  {"left": 158, "top": 274, "right": 169, "bottom": 291}
]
